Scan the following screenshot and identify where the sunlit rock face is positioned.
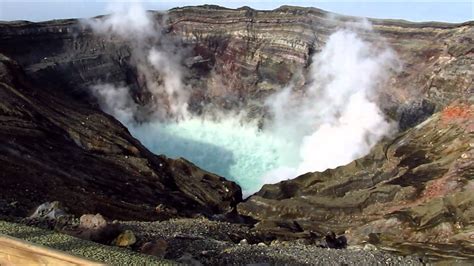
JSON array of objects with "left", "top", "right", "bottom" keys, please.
[
  {"left": 0, "top": 4, "right": 472, "bottom": 261},
  {"left": 238, "top": 103, "right": 474, "bottom": 260},
  {"left": 0, "top": 6, "right": 471, "bottom": 118}
]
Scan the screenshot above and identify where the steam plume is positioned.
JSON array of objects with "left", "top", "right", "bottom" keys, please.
[
  {"left": 90, "top": 84, "right": 138, "bottom": 123},
  {"left": 84, "top": 2, "right": 189, "bottom": 121},
  {"left": 264, "top": 25, "right": 398, "bottom": 183},
  {"left": 85, "top": 4, "right": 399, "bottom": 195},
  {"left": 86, "top": 3, "right": 154, "bottom": 39}
]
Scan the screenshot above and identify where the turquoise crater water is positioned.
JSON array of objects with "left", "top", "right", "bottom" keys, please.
[{"left": 129, "top": 117, "right": 300, "bottom": 196}]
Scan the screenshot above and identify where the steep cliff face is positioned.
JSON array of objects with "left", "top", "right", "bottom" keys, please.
[
  {"left": 0, "top": 19, "right": 136, "bottom": 101},
  {"left": 0, "top": 53, "right": 241, "bottom": 220},
  {"left": 0, "top": 6, "right": 472, "bottom": 121},
  {"left": 168, "top": 5, "right": 472, "bottom": 117}
]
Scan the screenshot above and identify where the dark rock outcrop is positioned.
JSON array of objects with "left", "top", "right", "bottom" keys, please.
[
  {"left": 0, "top": 54, "right": 241, "bottom": 220},
  {"left": 397, "top": 99, "right": 436, "bottom": 130}
]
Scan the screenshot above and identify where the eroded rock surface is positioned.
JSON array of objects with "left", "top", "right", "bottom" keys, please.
[
  {"left": 238, "top": 103, "right": 473, "bottom": 260},
  {"left": 0, "top": 6, "right": 472, "bottom": 122}
]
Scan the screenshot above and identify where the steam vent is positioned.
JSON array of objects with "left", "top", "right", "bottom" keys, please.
[{"left": 0, "top": 3, "right": 473, "bottom": 265}]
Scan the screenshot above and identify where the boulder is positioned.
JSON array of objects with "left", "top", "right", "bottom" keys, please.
[
  {"left": 324, "top": 232, "right": 347, "bottom": 249},
  {"left": 29, "top": 201, "right": 68, "bottom": 221},
  {"left": 79, "top": 213, "right": 107, "bottom": 230},
  {"left": 397, "top": 99, "right": 436, "bottom": 130},
  {"left": 67, "top": 213, "right": 121, "bottom": 244},
  {"left": 113, "top": 230, "right": 137, "bottom": 247}
]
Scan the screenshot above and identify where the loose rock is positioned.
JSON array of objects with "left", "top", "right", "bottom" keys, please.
[
  {"left": 79, "top": 213, "right": 107, "bottom": 230},
  {"left": 29, "top": 201, "right": 68, "bottom": 220},
  {"left": 113, "top": 230, "right": 137, "bottom": 247}
]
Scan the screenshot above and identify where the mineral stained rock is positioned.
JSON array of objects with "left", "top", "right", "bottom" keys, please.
[
  {"left": 238, "top": 102, "right": 473, "bottom": 259},
  {"left": 0, "top": 5, "right": 472, "bottom": 120}
]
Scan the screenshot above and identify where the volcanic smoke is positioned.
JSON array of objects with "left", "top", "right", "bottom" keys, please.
[{"left": 86, "top": 3, "right": 399, "bottom": 196}]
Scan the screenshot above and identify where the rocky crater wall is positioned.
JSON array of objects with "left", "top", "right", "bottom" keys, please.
[{"left": 0, "top": 5, "right": 472, "bottom": 125}]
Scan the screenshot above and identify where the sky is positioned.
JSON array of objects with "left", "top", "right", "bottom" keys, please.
[{"left": 0, "top": 1, "right": 472, "bottom": 23}]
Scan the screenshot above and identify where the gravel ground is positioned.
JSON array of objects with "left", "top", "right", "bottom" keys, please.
[
  {"left": 0, "top": 220, "right": 171, "bottom": 265},
  {"left": 121, "top": 218, "right": 423, "bottom": 265},
  {"left": 213, "top": 244, "right": 421, "bottom": 265},
  {"left": 0, "top": 217, "right": 425, "bottom": 265}
]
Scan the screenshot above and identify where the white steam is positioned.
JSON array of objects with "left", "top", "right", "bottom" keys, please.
[
  {"left": 84, "top": 2, "right": 190, "bottom": 120},
  {"left": 85, "top": 4, "right": 398, "bottom": 196},
  {"left": 90, "top": 83, "right": 138, "bottom": 123},
  {"left": 264, "top": 29, "right": 397, "bottom": 183},
  {"left": 86, "top": 3, "right": 154, "bottom": 39},
  {"left": 147, "top": 48, "right": 189, "bottom": 118}
]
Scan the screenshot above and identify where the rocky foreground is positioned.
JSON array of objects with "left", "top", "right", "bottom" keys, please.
[
  {"left": 1, "top": 214, "right": 424, "bottom": 265},
  {"left": 118, "top": 218, "right": 424, "bottom": 265},
  {"left": 239, "top": 102, "right": 474, "bottom": 260},
  {"left": 0, "top": 4, "right": 473, "bottom": 264}
]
